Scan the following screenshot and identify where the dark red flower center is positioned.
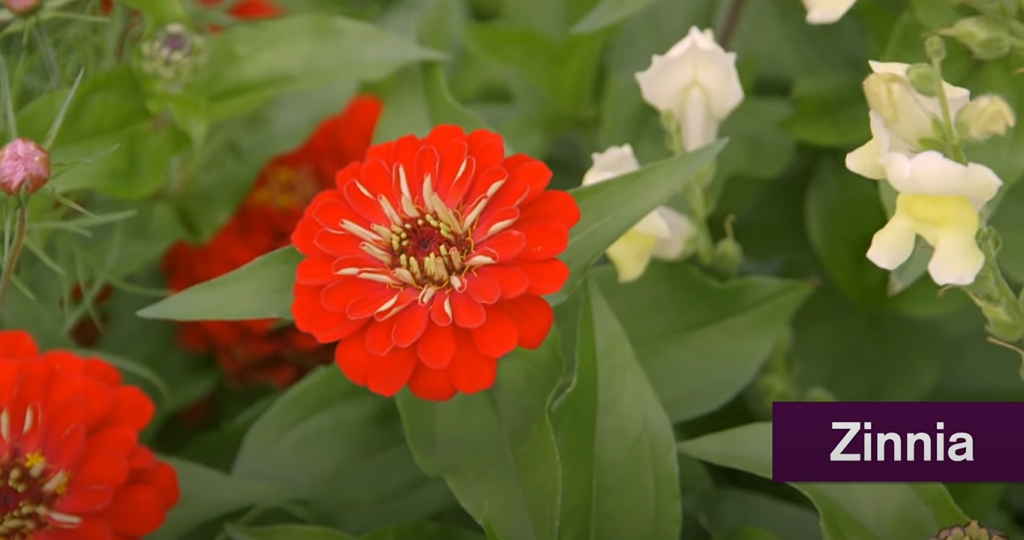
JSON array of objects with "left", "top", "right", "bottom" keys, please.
[
  {"left": 386, "top": 213, "right": 473, "bottom": 288},
  {"left": 0, "top": 447, "right": 73, "bottom": 538}
]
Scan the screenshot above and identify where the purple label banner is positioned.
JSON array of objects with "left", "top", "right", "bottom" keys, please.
[{"left": 772, "top": 401, "right": 1024, "bottom": 482}]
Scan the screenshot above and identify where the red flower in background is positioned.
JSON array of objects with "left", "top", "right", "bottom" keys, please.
[
  {"left": 162, "top": 95, "right": 383, "bottom": 388},
  {"left": 99, "top": 0, "right": 280, "bottom": 22},
  {"left": 291, "top": 125, "right": 579, "bottom": 401},
  {"left": 195, "top": 0, "right": 281, "bottom": 18},
  {"left": 0, "top": 330, "right": 178, "bottom": 540}
]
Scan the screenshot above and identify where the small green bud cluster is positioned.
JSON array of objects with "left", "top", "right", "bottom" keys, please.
[
  {"left": 138, "top": 23, "right": 205, "bottom": 89},
  {"left": 929, "top": 520, "right": 1006, "bottom": 540}
]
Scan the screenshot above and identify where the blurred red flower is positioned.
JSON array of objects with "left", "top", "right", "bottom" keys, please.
[
  {"left": 195, "top": 0, "right": 281, "bottom": 19},
  {"left": 0, "top": 330, "right": 178, "bottom": 540},
  {"left": 291, "top": 125, "right": 579, "bottom": 401},
  {"left": 99, "top": 0, "right": 281, "bottom": 22},
  {"left": 162, "top": 95, "right": 383, "bottom": 388}
]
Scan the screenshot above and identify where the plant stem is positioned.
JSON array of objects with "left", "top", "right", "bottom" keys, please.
[
  {"left": 0, "top": 206, "right": 28, "bottom": 316},
  {"left": 718, "top": 0, "right": 746, "bottom": 48},
  {"left": 929, "top": 55, "right": 967, "bottom": 164}
]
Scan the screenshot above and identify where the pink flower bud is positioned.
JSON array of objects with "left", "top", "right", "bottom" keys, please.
[
  {"left": 0, "top": 138, "right": 50, "bottom": 196},
  {"left": 2, "top": 0, "right": 42, "bottom": 16}
]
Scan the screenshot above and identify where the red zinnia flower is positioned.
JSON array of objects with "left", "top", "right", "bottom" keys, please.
[
  {"left": 0, "top": 330, "right": 179, "bottom": 540},
  {"left": 194, "top": 0, "right": 282, "bottom": 20},
  {"left": 291, "top": 125, "right": 580, "bottom": 401},
  {"left": 100, "top": 0, "right": 280, "bottom": 22},
  {"left": 162, "top": 95, "right": 383, "bottom": 388}
]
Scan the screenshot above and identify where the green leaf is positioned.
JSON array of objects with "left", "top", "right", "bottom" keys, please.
[
  {"left": 231, "top": 367, "right": 454, "bottom": 533},
  {"left": 718, "top": 527, "right": 784, "bottom": 540},
  {"left": 137, "top": 246, "right": 300, "bottom": 321},
  {"left": 782, "top": 74, "right": 871, "bottom": 148},
  {"left": 555, "top": 141, "right": 726, "bottom": 304},
  {"left": 422, "top": 63, "right": 490, "bottom": 132},
  {"left": 698, "top": 488, "right": 822, "bottom": 540},
  {"left": 226, "top": 522, "right": 486, "bottom": 540},
  {"left": 149, "top": 457, "right": 287, "bottom": 540},
  {"left": 15, "top": 67, "right": 187, "bottom": 199},
  {"left": 360, "top": 522, "right": 486, "bottom": 540},
  {"left": 374, "top": 61, "right": 488, "bottom": 143},
  {"left": 570, "top": 0, "right": 657, "bottom": 34},
  {"left": 226, "top": 524, "right": 355, "bottom": 540},
  {"left": 551, "top": 280, "right": 681, "bottom": 540},
  {"left": 804, "top": 158, "right": 889, "bottom": 304},
  {"left": 715, "top": 98, "right": 796, "bottom": 182},
  {"left": 791, "top": 286, "right": 952, "bottom": 401},
  {"left": 910, "top": 0, "right": 963, "bottom": 28},
  {"left": 464, "top": 23, "right": 607, "bottom": 116},
  {"left": 120, "top": 0, "right": 187, "bottom": 25},
  {"left": 596, "top": 262, "right": 813, "bottom": 422},
  {"left": 174, "top": 80, "right": 358, "bottom": 240},
  {"left": 678, "top": 423, "right": 968, "bottom": 540},
  {"left": 193, "top": 14, "right": 445, "bottom": 119},
  {"left": 396, "top": 335, "right": 565, "bottom": 540}
]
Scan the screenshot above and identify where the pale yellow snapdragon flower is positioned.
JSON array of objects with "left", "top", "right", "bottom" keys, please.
[{"left": 582, "top": 146, "right": 696, "bottom": 282}]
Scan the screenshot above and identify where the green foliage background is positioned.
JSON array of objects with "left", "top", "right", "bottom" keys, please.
[{"left": 3, "top": 0, "right": 1024, "bottom": 539}]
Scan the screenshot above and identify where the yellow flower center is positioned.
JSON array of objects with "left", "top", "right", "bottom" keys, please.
[{"left": 896, "top": 193, "right": 979, "bottom": 245}]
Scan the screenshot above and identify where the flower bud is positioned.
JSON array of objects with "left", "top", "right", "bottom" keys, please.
[
  {"left": 0, "top": 138, "right": 50, "bottom": 196},
  {"left": 929, "top": 520, "right": 1006, "bottom": 540},
  {"left": 138, "top": 23, "right": 205, "bottom": 88},
  {"left": 710, "top": 236, "right": 743, "bottom": 278},
  {"left": 906, "top": 63, "right": 940, "bottom": 97},
  {"left": 2, "top": 0, "right": 42, "bottom": 16},
  {"left": 862, "top": 72, "right": 941, "bottom": 148},
  {"left": 925, "top": 36, "right": 946, "bottom": 62},
  {"left": 956, "top": 94, "right": 1016, "bottom": 142},
  {"left": 940, "top": 16, "right": 1012, "bottom": 60},
  {"left": 635, "top": 27, "right": 743, "bottom": 152}
]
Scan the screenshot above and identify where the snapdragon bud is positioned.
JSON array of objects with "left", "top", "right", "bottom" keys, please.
[
  {"left": 957, "top": 94, "right": 1016, "bottom": 142},
  {"left": 862, "top": 72, "right": 940, "bottom": 148},
  {"left": 906, "top": 63, "right": 940, "bottom": 97},
  {"left": 2, "top": 0, "right": 42, "bottom": 16},
  {"left": 940, "top": 16, "right": 1012, "bottom": 60},
  {"left": 138, "top": 23, "right": 205, "bottom": 88},
  {"left": 925, "top": 36, "right": 946, "bottom": 62},
  {"left": 0, "top": 138, "right": 50, "bottom": 196}
]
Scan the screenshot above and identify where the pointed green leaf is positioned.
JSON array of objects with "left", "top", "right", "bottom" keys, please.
[
  {"left": 232, "top": 367, "right": 454, "bottom": 533},
  {"left": 553, "top": 140, "right": 726, "bottom": 304},
  {"left": 571, "top": 0, "right": 658, "bottom": 34},
  {"left": 194, "top": 15, "right": 446, "bottom": 119},
  {"left": 396, "top": 335, "right": 564, "bottom": 540},
  {"left": 137, "top": 246, "right": 300, "bottom": 321},
  {"left": 596, "top": 262, "right": 813, "bottom": 422},
  {"left": 678, "top": 423, "right": 969, "bottom": 540},
  {"left": 226, "top": 524, "right": 355, "bottom": 540},
  {"left": 149, "top": 457, "right": 287, "bottom": 540},
  {"left": 552, "top": 280, "right": 681, "bottom": 540}
]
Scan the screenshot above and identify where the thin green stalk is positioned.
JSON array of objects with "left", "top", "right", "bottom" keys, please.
[
  {"left": 33, "top": 23, "right": 61, "bottom": 88},
  {"left": 929, "top": 55, "right": 967, "bottom": 164},
  {"left": 0, "top": 206, "right": 28, "bottom": 315}
]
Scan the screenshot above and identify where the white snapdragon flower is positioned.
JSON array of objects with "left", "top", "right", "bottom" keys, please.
[
  {"left": 582, "top": 145, "right": 696, "bottom": 282},
  {"left": 635, "top": 27, "right": 743, "bottom": 152},
  {"left": 845, "top": 61, "right": 1004, "bottom": 286},
  {"left": 801, "top": 0, "right": 858, "bottom": 24}
]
